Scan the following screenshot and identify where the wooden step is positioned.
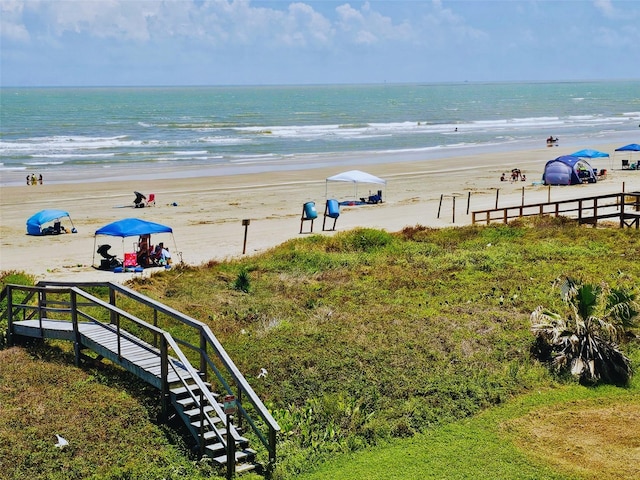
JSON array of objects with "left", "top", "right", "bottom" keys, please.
[
  {"left": 212, "top": 448, "right": 256, "bottom": 465},
  {"left": 169, "top": 382, "right": 212, "bottom": 396},
  {"left": 190, "top": 418, "right": 225, "bottom": 430},
  {"left": 175, "top": 394, "right": 218, "bottom": 410},
  {"left": 183, "top": 404, "right": 215, "bottom": 418},
  {"left": 236, "top": 463, "right": 258, "bottom": 474}
]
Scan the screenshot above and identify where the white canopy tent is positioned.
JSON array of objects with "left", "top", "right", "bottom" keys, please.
[{"left": 325, "top": 170, "right": 387, "bottom": 200}]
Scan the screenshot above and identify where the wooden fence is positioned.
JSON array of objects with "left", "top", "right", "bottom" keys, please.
[{"left": 471, "top": 192, "right": 640, "bottom": 228}]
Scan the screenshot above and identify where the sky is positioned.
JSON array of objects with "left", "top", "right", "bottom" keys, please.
[{"left": 1, "top": 0, "right": 639, "bottom": 87}]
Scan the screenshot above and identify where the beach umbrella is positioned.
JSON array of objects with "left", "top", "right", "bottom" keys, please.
[
  {"left": 613, "top": 143, "right": 640, "bottom": 169},
  {"left": 571, "top": 149, "right": 610, "bottom": 171},
  {"left": 325, "top": 170, "right": 387, "bottom": 200},
  {"left": 93, "top": 218, "right": 177, "bottom": 268},
  {"left": 26, "top": 209, "right": 77, "bottom": 235},
  {"left": 614, "top": 144, "right": 640, "bottom": 152},
  {"left": 571, "top": 149, "right": 609, "bottom": 159}
]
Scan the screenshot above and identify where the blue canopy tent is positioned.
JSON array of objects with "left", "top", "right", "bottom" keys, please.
[
  {"left": 93, "top": 218, "right": 176, "bottom": 268},
  {"left": 571, "top": 149, "right": 609, "bottom": 159},
  {"left": 26, "top": 209, "right": 77, "bottom": 236},
  {"left": 571, "top": 149, "right": 610, "bottom": 174},
  {"left": 614, "top": 144, "right": 640, "bottom": 169},
  {"left": 543, "top": 155, "right": 596, "bottom": 186}
]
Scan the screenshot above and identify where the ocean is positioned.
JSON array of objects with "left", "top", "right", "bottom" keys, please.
[{"left": 1, "top": 81, "right": 639, "bottom": 186}]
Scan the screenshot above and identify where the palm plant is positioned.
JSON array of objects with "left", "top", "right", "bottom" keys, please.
[{"left": 530, "top": 277, "right": 638, "bottom": 385}]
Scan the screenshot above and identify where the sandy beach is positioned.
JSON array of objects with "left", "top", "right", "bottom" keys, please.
[{"left": 1, "top": 140, "right": 639, "bottom": 283}]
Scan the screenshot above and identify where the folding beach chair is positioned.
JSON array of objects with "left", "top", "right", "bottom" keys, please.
[
  {"left": 146, "top": 193, "right": 156, "bottom": 207},
  {"left": 322, "top": 199, "right": 340, "bottom": 231},
  {"left": 300, "top": 201, "right": 318, "bottom": 233}
]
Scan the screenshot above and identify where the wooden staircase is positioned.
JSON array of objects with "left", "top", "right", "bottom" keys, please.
[{"left": 1, "top": 281, "right": 279, "bottom": 476}]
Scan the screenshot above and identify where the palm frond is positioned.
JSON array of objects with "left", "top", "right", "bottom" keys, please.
[{"left": 531, "top": 278, "right": 635, "bottom": 386}]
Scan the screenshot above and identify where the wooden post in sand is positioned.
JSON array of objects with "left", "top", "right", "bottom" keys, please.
[
  {"left": 547, "top": 185, "right": 551, "bottom": 203},
  {"left": 242, "top": 219, "right": 250, "bottom": 254},
  {"left": 521, "top": 186, "right": 525, "bottom": 206},
  {"left": 452, "top": 196, "right": 456, "bottom": 223},
  {"left": 437, "top": 194, "right": 443, "bottom": 219},
  {"left": 494, "top": 189, "right": 499, "bottom": 209},
  {"left": 466, "top": 192, "right": 471, "bottom": 215}
]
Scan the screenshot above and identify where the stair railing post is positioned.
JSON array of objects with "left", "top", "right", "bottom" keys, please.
[
  {"left": 7, "top": 286, "right": 14, "bottom": 347},
  {"left": 160, "top": 336, "right": 169, "bottom": 422},
  {"left": 200, "top": 329, "right": 207, "bottom": 382},
  {"left": 226, "top": 413, "right": 236, "bottom": 480},
  {"left": 153, "top": 309, "right": 158, "bottom": 347},
  {"left": 116, "top": 311, "right": 122, "bottom": 360},
  {"left": 619, "top": 193, "right": 625, "bottom": 228},
  {"left": 236, "top": 388, "right": 244, "bottom": 431},
  {"left": 199, "top": 389, "right": 205, "bottom": 455},
  {"left": 38, "top": 289, "right": 45, "bottom": 335},
  {"left": 70, "top": 289, "right": 81, "bottom": 366},
  {"left": 109, "top": 287, "right": 117, "bottom": 325},
  {"left": 268, "top": 425, "right": 277, "bottom": 466}
]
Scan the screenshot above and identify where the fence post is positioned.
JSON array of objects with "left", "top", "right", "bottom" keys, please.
[
  {"left": 160, "top": 336, "right": 169, "bottom": 421},
  {"left": 452, "top": 196, "right": 456, "bottom": 223},
  {"left": 495, "top": 189, "right": 499, "bottom": 209},
  {"left": 547, "top": 185, "right": 551, "bottom": 203},
  {"left": 71, "top": 289, "right": 81, "bottom": 366},
  {"left": 578, "top": 199, "right": 583, "bottom": 223},
  {"left": 7, "top": 286, "right": 14, "bottom": 347}
]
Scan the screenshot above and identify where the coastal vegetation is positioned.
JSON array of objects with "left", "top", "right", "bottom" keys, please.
[{"left": 1, "top": 217, "right": 639, "bottom": 479}]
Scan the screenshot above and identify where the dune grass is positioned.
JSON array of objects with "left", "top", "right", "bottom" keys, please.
[{"left": 1, "top": 217, "right": 639, "bottom": 479}]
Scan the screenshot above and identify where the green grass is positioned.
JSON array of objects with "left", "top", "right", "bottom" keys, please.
[
  {"left": 1, "top": 218, "right": 639, "bottom": 479},
  {"left": 295, "top": 379, "right": 640, "bottom": 480}
]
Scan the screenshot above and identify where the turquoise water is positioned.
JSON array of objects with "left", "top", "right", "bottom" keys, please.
[{"left": 1, "top": 81, "right": 639, "bottom": 185}]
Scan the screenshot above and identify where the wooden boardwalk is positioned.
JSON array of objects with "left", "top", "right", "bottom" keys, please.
[
  {"left": 11, "top": 318, "right": 186, "bottom": 386},
  {"left": 3, "top": 282, "right": 280, "bottom": 475}
]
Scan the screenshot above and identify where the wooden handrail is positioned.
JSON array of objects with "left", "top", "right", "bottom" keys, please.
[
  {"left": 472, "top": 192, "right": 640, "bottom": 227},
  {"left": 8, "top": 280, "right": 280, "bottom": 462}
]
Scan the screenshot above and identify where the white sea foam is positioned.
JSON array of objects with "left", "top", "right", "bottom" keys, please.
[
  {"left": 24, "top": 161, "right": 65, "bottom": 166},
  {"left": 1, "top": 82, "right": 638, "bottom": 186}
]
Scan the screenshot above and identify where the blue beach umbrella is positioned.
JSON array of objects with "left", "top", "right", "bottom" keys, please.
[
  {"left": 614, "top": 143, "right": 640, "bottom": 168},
  {"left": 571, "top": 149, "right": 609, "bottom": 159},
  {"left": 26, "top": 209, "right": 76, "bottom": 235}
]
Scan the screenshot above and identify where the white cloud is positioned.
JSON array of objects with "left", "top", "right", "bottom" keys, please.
[
  {"left": 593, "top": 0, "right": 615, "bottom": 18},
  {"left": 1, "top": 1, "right": 30, "bottom": 42},
  {"left": 335, "top": 2, "right": 412, "bottom": 45}
]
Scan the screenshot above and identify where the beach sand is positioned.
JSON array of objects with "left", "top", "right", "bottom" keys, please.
[{"left": 2, "top": 141, "right": 639, "bottom": 283}]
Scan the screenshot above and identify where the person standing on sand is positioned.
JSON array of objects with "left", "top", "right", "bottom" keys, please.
[{"left": 38, "top": 174, "right": 43, "bottom": 185}]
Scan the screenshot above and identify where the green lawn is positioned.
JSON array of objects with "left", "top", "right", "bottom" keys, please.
[{"left": 1, "top": 218, "right": 639, "bottom": 479}]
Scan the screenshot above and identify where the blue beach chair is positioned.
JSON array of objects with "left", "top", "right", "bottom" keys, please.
[
  {"left": 322, "top": 199, "right": 340, "bottom": 231},
  {"left": 300, "top": 201, "right": 318, "bottom": 233}
]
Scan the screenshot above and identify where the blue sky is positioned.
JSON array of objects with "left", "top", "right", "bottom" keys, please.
[{"left": 1, "top": 0, "right": 639, "bottom": 87}]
